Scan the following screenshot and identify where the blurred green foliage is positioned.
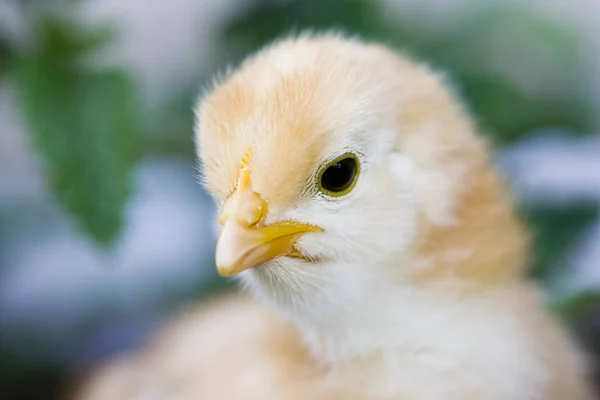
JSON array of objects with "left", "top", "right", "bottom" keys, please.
[
  {"left": 0, "top": 37, "right": 11, "bottom": 79},
  {"left": 526, "top": 203, "right": 599, "bottom": 281},
  {"left": 6, "top": 9, "right": 139, "bottom": 245}
]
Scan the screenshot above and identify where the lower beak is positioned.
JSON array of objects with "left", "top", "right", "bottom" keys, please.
[{"left": 215, "top": 216, "right": 320, "bottom": 277}]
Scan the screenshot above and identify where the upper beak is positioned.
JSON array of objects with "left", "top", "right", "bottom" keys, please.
[{"left": 215, "top": 188, "right": 321, "bottom": 277}]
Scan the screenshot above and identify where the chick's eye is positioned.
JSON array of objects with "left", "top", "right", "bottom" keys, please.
[{"left": 319, "top": 155, "right": 359, "bottom": 197}]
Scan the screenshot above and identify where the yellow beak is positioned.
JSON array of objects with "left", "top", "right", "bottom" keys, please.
[{"left": 215, "top": 187, "right": 321, "bottom": 277}]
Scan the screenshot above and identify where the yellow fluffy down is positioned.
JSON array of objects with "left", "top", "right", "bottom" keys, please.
[{"left": 72, "top": 292, "right": 323, "bottom": 400}]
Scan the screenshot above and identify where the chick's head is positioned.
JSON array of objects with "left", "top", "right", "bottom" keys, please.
[{"left": 195, "top": 34, "right": 527, "bottom": 313}]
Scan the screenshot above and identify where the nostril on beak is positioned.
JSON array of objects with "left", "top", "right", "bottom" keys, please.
[
  {"left": 218, "top": 189, "right": 268, "bottom": 228},
  {"left": 237, "top": 190, "right": 268, "bottom": 226}
]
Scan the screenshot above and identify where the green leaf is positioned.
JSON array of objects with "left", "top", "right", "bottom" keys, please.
[
  {"left": 456, "top": 72, "right": 592, "bottom": 145},
  {"left": 15, "top": 59, "right": 139, "bottom": 245},
  {"left": 222, "top": 0, "right": 393, "bottom": 62},
  {"left": 523, "top": 203, "right": 599, "bottom": 281},
  {"left": 0, "top": 30, "right": 14, "bottom": 80},
  {"left": 552, "top": 289, "right": 600, "bottom": 324},
  {"left": 33, "top": 13, "right": 116, "bottom": 64}
]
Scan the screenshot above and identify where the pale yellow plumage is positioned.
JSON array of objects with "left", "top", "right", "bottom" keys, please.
[
  {"left": 74, "top": 33, "right": 593, "bottom": 400},
  {"left": 74, "top": 292, "right": 320, "bottom": 400}
]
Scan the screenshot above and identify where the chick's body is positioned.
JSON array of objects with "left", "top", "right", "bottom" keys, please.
[{"left": 75, "top": 34, "right": 592, "bottom": 400}]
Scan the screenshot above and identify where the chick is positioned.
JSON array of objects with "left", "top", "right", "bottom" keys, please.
[{"left": 75, "top": 33, "right": 593, "bottom": 400}]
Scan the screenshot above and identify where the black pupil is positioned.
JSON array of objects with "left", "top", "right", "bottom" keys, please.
[{"left": 321, "top": 158, "right": 356, "bottom": 192}]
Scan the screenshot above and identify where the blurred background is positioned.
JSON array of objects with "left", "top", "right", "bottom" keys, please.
[{"left": 1, "top": 0, "right": 599, "bottom": 398}]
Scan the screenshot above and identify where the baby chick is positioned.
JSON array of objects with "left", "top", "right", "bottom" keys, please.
[{"left": 75, "top": 33, "right": 593, "bottom": 400}]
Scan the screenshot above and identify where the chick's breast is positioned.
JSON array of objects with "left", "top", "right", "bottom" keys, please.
[{"left": 74, "top": 293, "right": 322, "bottom": 400}]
